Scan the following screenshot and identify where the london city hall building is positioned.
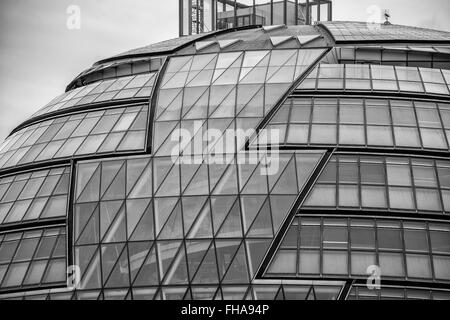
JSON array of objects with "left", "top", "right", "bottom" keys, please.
[{"left": 0, "top": 21, "right": 449, "bottom": 300}]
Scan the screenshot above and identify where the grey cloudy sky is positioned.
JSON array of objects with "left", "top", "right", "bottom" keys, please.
[{"left": 0, "top": 0, "right": 449, "bottom": 142}]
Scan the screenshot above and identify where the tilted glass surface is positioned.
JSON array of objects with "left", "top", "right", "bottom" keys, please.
[
  {"left": 297, "top": 64, "right": 450, "bottom": 96},
  {"left": 252, "top": 97, "right": 450, "bottom": 151},
  {"left": 0, "top": 105, "right": 148, "bottom": 170},
  {"left": 0, "top": 226, "right": 66, "bottom": 291},
  {"left": 71, "top": 150, "right": 325, "bottom": 298},
  {"left": 266, "top": 216, "right": 450, "bottom": 282},
  {"left": 303, "top": 154, "right": 450, "bottom": 214},
  {"left": 0, "top": 166, "right": 70, "bottom": 225},
  {"left": 30, "top": 72, "right": 156, "bottom": 119}
]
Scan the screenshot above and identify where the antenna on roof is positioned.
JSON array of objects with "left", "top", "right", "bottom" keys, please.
[{"left": 383, "top": 9, "right": 391, "bottom": 25}]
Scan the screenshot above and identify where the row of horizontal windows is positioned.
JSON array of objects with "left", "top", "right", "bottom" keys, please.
[
  {"left": 0, "top": 167, "right": 70, "bottom": 225},
  {"left": 257, "top": 97, "right": 450, "bottom": 151},
  {"left": 0, "top": 105, "right": 148, "bottom": 170},
  {"left": 348, "top": 285, "right": 450, "bottom": 300},
  {"left": 298, "top": 64, "right": 450, "bottom": 95},
  {"left": 32, "top": 72, "right": 156, "bottom": 119},
  {"left": 267, "top": 216, "right": 450, "bottom": 281},
  {"left": 304, "top": 154, "right": 450, "bottom": 213},
  {"left": 0, "top": 227, "right": 66, "bottom": 290}
]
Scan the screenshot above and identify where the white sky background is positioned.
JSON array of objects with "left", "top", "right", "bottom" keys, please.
[{"left": 0, "top": 0, "right": 449, "bottom": 141}]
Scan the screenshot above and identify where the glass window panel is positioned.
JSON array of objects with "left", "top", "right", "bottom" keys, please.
[
  {"left": 323, "top": 226, "right": 348, "bottom": 249},
  {"left": 351, "top": 227, "right": 375, "bottom": 249},
  {"left": 268, "top": 250, "right": 296, "bottom": 274},
  {"left": 415, "top": 188, "right": 442, "bottom": 211},
  {"left": 391, "top": 105, "right": 416, "bottom": 126},
  {"left": 300, "top": 225, "right": 321, "bottom": 248},
  {"left": 351, "top": 252, "right": 376, "bottom": 275},
  {"left": 361, "top": 186, "right": 386, "bottom": 208},
  {"left": 378, "top": 228, "right": 402, "bottom": 250},
  {"left": 420, "top": 128, "right": 447, "bottom": 149},
  {"left": 387, "top": 164, "right": 411, "bottom": 186},
  {"left": 304, "top": 184, "right": 336, "bottom": 207},
  {"left": 433, "top": 256, "right": 450, "bottom": 280},
  {"left": 365, "top": 102, "right": 390, "bottom": 125},
  {"left": 412, "top": 165, "right": 437, "bottom": 187},
  {"left": 379, "top": 252, "right": 404, "bottom": 277},
  {"left": 406, "top": 254, "right": 431, "bottom": 279},
  {"left": 23, "top": 260, "right": 47, "bottom": 285},
  {"left": 298, "top": 250, "right": 320, "bottom": 274},
  {"left": 367, "top": 126, "right": 393, "bottom": 146},
  {"left": 339, "top": 185, "right": 359, "bottom": 207},
  {"left": 372, "top": 80, "right": 398, "bottom": 91},
  {"left": 18, "top": 177, "right": 45, "bottom": 200},
  {"left": 3, "top": 262, "right": 29, "bottom": 287},
  {"left": 404, "top": 229, "right": 428, "bottom": 252},
  {"left": 14, "top": 237, "right": 39, "bottom": 261},
  {"left": 323, "top": 251, "right": 348, "bottom": 275},
  {"left": 310, "top": 125, "right": 336, "bottom": 144},
  {"left": 75, "top": 134, "right": 107, "bottom": 155},
  {"left": 117, "top": 131, "right": 145, "bottom": 151},
  {"left": 360, "top": 162, "right": 384, "bottom": 184},
  {"left": 339, "top": 125, "right": 365, "bottom": 145},
  {"left": 388, "top": 187, "right": 415, "bottom": 210},
  {"left": 0, "top": 240, "right": 20, "bottom": 263},
  {"left": 290, "top": 104, "right": 311, "bottom": 123},
  {"left": 286, "top": 124, "right": 309, "bottom": 144},
  {"left": 415, "top": 106, "right": 441, "bottom": 128},
  {"left": 430, "top": 230, "right": 450, "bottom": 254},
  {"left": 339, "top": 103, "right": 364, "bottom": 124},
  {"left": 394, "top": 127, "right": 421, "bottom": 147}
]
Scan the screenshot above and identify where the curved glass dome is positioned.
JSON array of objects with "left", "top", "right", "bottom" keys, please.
[{"left": 0, "top": 22, "right": 449, "bottom": 300}]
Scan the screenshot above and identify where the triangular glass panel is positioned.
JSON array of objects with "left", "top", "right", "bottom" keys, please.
[
  {"left": 208, "top": 85, "right": 235, "bottom": 114},
  {"left": 182, "top": 86, "right": 209, "bottom": 118},
  {"left": 183, "top": 87, "right": 210, "bottom": 120},
  {"left": 104, "top": 245, "right": 130, "bottom": 288},
  {"left": 163, "top": 243, "right": 189, "bottom": 285},
  {"left": 157, "top": 89, "right": 183, "bottom": 121},
  {"left": 236, "top": 84, "right": 263, "bottom": 115},
  {"left": 77, "top": 164, "right": 100, "bottom": 203},
  {"left": 133, "top": 244, "right": 159, "bottom": 286},
  {"left": 191, "top": 243, "right": 219, "bottom": 284},
  {"left": 242, "top": 162, "right": 268, "bottom": 195},
  {"left": 195, "top": 41, "right": 216, "bottom": 51},
  {"left": 76, "top": 205, "right": 100, "bottom": 245},
  {"left": 126, "top": 198, "right": 151, "bottom": 237},
  {"left": 242, "top": 50, "right": 270, "bottom": 69},
  {"left": 155, "top": 163, "right": 180, "bottom": 197},
  {"left": 297, "top": 35, "right": 320, "bottom": 45},
  {"left": 187, "top": 200, "right": 213, "bottom": 238},
  {"left": 237, "top": 86, "right": 264, "bottom": 117},
  {"left": 158, "top": 200, "right": 183, "bottom": 239},
  {"left": 75, "top": 245, "right": 97, "bottom": 281},
  {"left": 240, "top": 195, "right": 266, "bottom": 233},
  {"left": 101, "top": 243, "right": 125, "bottom": 285},
  {"left": 102, "top": 203, "right": 127, "bottom": 243},
  {"left": 213, "top": 67, "right": 240, "bottom": 85},
  {"left": 264, "top": 83, "right": 291, "bottom": 115},
  {"left": 210, "top": 87, "right": 236, "bottom": 118},
  {"left": 208, "top": 162, "right": 229, "bottom": 193},
  {"left": 185, "top": 240, "right": 211, "bottom": 281},
  {"left": 294, "top": 49, "right": 324, "bottom": 79},
  {"left": 247, "top": 198, "right": 274, "bottom": 238},
  {"left": 100, "top": 200, "right": 123, "bottom": 240},
  {"left": 215, "top": 239, "right": 240, "bottom": 280},
  {"left": 271, "top": 156, "right": 298, "bottom": 194},
  {"left": 75, "top": 203, "right": 98, "bottom": 240},
  {"left": 180, "top": 162, "right": 201, "bottom": 193},
  {"left": 184, "top": 164, "right": 209, "bottom": 195},
  {"left": 268, "top": 154, "right": 292, "bottom": 191},
  {"left": 270, "top": 36, "right": 294, "bottom": 47},
  {"left": 212, "top": 164, "right": 238, "bottom": 195},
  {"left": 156, "top": 88, "right": 182, "bottom": 118},
  {"left": 153, "top": 158, "right": 175, "bottom": 192},
  {"left": 100, "top": 161, "right": 123, "bottom": 198},
  {"left": 157, "top": 240, "right": 182, "bottom": 281},
  {"left": 154, "top": 197, "right": 178, "bottom": 235},
  {"left": 262, "top": 25, "right": 285, "bottom": 32},
  {"left": 222, "top": 243, "right": 249, "bottom": 284},
  {"left": 79, "top": 249, "right": 102, "bottom": 290},
  {"left": 102, "top": 163, "right": 126, "bottom": 200},
  {"left": 245, "top": 239, "right": 271, "bottom": 277},
  {"left": 153, "top": 121, "right": 178, "bottom": 153},
  {"left": 218, "top": 39, "right": 240, "bottom": 49},
  {"left": 295, "top": 151, "right": 324, "bottom": 192},
  {"left": 126, "top": 157, "right": 150, "bottom": 196},
  {"left": 269, "top": 195, "right": 296, "bottom": 233},
  {"left": 215, "top": 51, "right": 242, "bottom": 69},
  {"left": 128, "top": 241, "right": 152, "bottom": 281},
  {"left": 166, "top": 55, "right": 193, "bottom": 74},
  {"left": 182, "top": 196, "right": 208, "bottom": 235},
  {"left": 76, "top": 162, "right": 100, "bottom": 200},
  {"left": 130, "top": 201, "right": 155, "bottom": 241},
  {"left": 128, "top": 162, "right": 152, "bottom": 198},
  {"left": 238, "top": 162, "right": 258, "bottom": 192},
  {"left": 210, "top": 195, "right": 237, "bottom": 234},
  {"left": 216, "top": 199, "right": 242, "bottom": 238}
]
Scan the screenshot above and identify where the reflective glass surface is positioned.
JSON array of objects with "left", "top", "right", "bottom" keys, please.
[
  {"left": 0, "top": 167, "right": 70, "bottom": 224},
  {"left": 303, "top": 155, "right": 450, "bottom": 214},
  {"left": 0, "top": 226, "right": 66, "bottom": 291},
  {"left": 0, "top": 105, "right": 148, "bottom": 170},
  {"left": 267, "top": 216, "right": 450, "bottom": 282},
  {"left": 254, "top": 97, "right": 450, "bottom": 151}
]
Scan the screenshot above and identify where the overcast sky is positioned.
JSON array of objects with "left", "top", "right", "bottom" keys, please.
[{"left": 0, "top": 0, "right": 449, "bottom": 142}]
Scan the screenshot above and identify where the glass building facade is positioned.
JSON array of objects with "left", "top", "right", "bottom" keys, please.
[{"left": 0, "top": 20, "right": 449, "bottom": 300}]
